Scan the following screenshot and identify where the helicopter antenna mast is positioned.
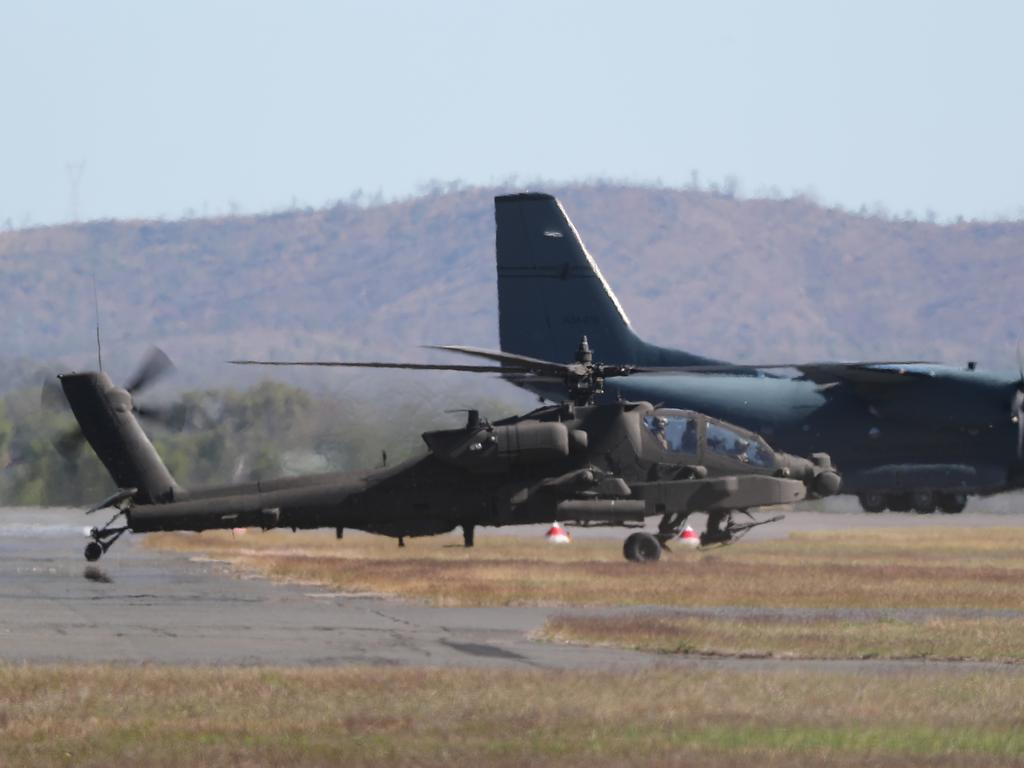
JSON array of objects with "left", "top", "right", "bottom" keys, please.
[{"left": 92, "top": 272, "right": 103, "bottom": 372}]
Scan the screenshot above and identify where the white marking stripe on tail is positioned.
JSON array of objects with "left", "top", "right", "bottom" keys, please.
[{"left": 555, "top": 198, "right": 633, "bottom": 329}]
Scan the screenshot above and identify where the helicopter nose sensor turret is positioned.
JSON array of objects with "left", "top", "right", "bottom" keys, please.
[{"left": 778, "top": 451, "right": 841, "bottom": 498}]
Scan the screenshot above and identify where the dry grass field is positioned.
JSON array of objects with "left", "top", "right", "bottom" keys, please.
[
  {"left": 3, "top": 665, "right": 1024, "bottom": 767},
  {"left": 541, "top": 614, "right": 1024, "bottom": 663},
  {"left": 146, "top": 526, "right": 1024, "bottom": 610},
  {"left": 145, "top": 525, "right": 1024, "bottom": 663}
]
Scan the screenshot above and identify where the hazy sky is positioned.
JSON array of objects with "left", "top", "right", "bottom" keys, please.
[{"left": 2, "top": 0, "right": 1023, "bottom": 226}]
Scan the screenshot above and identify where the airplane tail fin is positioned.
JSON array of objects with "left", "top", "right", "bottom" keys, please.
[
  {"left": 60, "top": 372, "right": 180, "bottom": 504},
  {"left": 495, "top": 193, "right": 723, "bottom": 366}
]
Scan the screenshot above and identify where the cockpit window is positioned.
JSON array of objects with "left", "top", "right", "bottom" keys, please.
[
  {"left": 706, "top": 423, "right": 774, "bottom": 467},
  {"left": 643, "top": 413, "right": 698, "bottom": 453}
]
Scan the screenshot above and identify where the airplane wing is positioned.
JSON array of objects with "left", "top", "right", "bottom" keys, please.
[{"left": 793, "top": 363, "right": 938, "bottom": 386}]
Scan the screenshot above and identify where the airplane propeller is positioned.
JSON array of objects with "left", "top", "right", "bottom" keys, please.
[
  {"left": 41, "top": 347, "right": 187, "bottom": 459},
  {"left": 1013, "top": 386, "right": 1024, "bottom": 460},
  {"left": 1014, "top": 341, "right": 1024, "bottom": 459}
]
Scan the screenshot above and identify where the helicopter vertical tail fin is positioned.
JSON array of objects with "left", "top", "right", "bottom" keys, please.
[
  {"left": 494, "top": 193, "right": 725, "bottom": 366},
  {"left": 60, "top": 372, "right": 181, "bottom": 504}
]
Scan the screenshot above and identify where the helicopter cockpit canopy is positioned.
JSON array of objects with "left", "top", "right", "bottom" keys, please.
[
  {"left": 706, "top": 421, "right": 775, "bottom": 468},
  {"left": 642, "top": 410, "right": 698, "bottom": 454},
  {"left": 641, "top": 408, "right": 776, "bottom": 469}
]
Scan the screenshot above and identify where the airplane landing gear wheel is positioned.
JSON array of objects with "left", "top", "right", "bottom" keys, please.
[
  {"left": 84, "top": 541, "right": 103, "bottom": 562},
  {"left": 911, "top": 490, "right": 936, "bottom": 514},
  {"left": 886, "top": 493, "right": 911, "bottom": 512},
  {"left": 858, "top": 492, "right": 886, "bottom": 513},
  {"left": 938, "top": 492, "right": 967, "bottom": 514},
  {"left": 623, "top": 532, "right": 662, "bottom": 563}
]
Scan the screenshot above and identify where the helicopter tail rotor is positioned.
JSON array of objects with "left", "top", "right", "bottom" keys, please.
[
  {"left": 41, "top": 347, "right": 196, "bottom": 459},
  {"left": 40, "top": 347, "right": 198, "bottom": 510}
]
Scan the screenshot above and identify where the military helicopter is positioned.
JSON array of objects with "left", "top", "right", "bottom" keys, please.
[{"left": 54, "top": 340, "right": 840, "bottom": 563}]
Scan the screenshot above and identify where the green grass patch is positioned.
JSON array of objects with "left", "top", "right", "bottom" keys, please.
[
  {"left": 542, "top": 613, "right": 1024, "bottom": 662},
  {"left": 3, "top": 665, "right": 1024, "bottom": 767}
]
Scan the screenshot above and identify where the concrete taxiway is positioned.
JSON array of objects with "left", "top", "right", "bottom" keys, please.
[
  {"left": 3, "top": 505, "right": 1024, "bottom": 670},
  {"left": 1, "top": 507, "right": 630, "bottom": 668}
]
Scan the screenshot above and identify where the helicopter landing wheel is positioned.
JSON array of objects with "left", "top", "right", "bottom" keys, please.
[
  {"left": 623, "top": 532, "right": 662, "bottom": 563},
  {"left": 84, "top": 541, "right": 103, "bottom": 562}
]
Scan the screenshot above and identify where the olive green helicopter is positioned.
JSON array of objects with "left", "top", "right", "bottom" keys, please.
[{"left": 51, "top": 339, "right": 840, "bottom": 563}]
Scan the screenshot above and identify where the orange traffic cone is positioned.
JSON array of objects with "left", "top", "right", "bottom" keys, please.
[
  {"left": 679, "top": 525, "right": 700, "bottom": 548},
  {"left": 545, "top": 521, "right": 572, "bottom": 544}
]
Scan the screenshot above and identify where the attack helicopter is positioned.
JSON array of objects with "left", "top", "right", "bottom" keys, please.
[{"left": 55, "top": 340, "right": 840, "bottom": 563}]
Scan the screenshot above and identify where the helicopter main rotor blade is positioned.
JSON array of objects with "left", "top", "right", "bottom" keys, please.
[
  {"left": 427, "top": 345, "right": 575, "bottom": 377},
  {"left": 125, "top": 347, "right": 174, "bottom": 395},
  {"left": 228, "top": 360, "right": 530, "bottom": 374},
  {"left": 430, "top": 344, "right": 933, "bottom": 377},
  {"left": 626, "top": 360, "right": 937, "bottom": 374},
  {"left": 40, "top": 375, "right": 71, "bottom": 414}
]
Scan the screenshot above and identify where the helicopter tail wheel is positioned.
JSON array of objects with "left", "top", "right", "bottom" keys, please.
[
  {"left": 83, "top": 528, "right": 127, "bottom": 561},
  {"left": 623, "top": 532, "right": 662, "bottom": 563},
  {"left": 84, "top": 541, "right": 104, "bottom": 562},
  {"left": 82, "top": 516, "right": 130, "bottom": 561}
]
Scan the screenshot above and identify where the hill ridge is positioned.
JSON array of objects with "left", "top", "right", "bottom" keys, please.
[{"left": 2, "top": 183, "right": 1021, "bottom": 391}]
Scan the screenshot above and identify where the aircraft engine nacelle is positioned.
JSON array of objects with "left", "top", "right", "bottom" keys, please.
[
  {"left": 493, "top": 422, "right": 570, "bottom": 461},
  {"left": 423, "top": 421, "right": 570, "bottom": 472}
]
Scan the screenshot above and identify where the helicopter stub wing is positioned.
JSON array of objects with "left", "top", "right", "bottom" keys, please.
[{"left": 631, "top": 474, "right": 807, "bottom": 512}]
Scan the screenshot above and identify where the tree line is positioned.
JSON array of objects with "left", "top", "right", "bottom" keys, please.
[{"left": 0, "top": 380, "right": 514, "bottom": 507}]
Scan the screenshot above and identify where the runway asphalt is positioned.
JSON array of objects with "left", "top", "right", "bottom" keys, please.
[{"left": 4, "top": 504, "right": 1024, "bottom": 671}]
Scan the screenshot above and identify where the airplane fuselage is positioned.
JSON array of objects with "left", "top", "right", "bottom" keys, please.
[
  {"left": 493, "top": 192, "right": 1024, "bottom": 511},
  {"left": 604, "top": 366, "right": 1021, "bottom": 498}
]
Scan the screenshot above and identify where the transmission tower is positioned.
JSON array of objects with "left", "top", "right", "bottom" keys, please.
[{"left": 66, "top": 161, "right": 86, "bottom": 222}]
